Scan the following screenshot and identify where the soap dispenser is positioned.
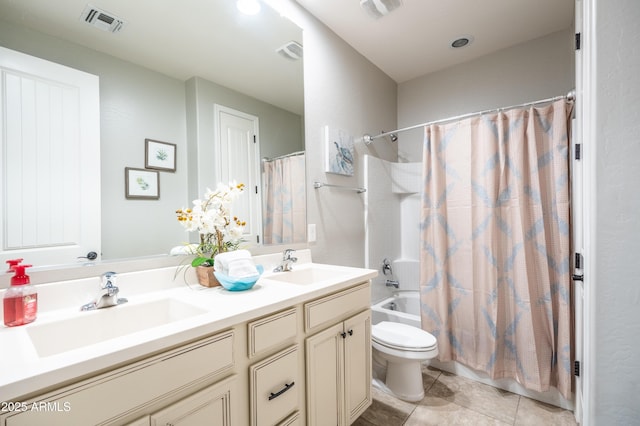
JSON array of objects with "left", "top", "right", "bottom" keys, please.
[
  {"left": 3, "top": 263, "right": 37, "bottom": 327},
  {"left": 5, "top": 258, "right": 23, "bottom": 272}
]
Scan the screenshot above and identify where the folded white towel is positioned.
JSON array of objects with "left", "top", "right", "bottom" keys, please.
[
  {"left": 214, "top": 250, "right": 257, "bottom": 277},
  {"left": 226, "top": 258, "right": 259, "bottom": 278}
]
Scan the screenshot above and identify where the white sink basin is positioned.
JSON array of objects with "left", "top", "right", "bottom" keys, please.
[
  {"left": 27, "top": 299, "right": 207, "bottom": 357},
  {"left": 267, "top": 266, "right": 347, "bottom": 285}
]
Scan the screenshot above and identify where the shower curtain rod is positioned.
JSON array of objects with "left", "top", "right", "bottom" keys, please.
[
  {"left": 363, "top": 89, "right": 576, "bottom": 144},
  {"left": 262, "top": 150, "right": 305, "bottom": 162}
]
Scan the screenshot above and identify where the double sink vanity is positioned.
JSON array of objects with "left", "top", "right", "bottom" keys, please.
[{"left": 0, "top": 250, "right": 377, "bottom": 425}]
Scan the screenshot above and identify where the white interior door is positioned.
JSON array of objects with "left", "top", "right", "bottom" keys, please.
[
  {"left": 214, "top": 104, "right": 262, "bottom": 246},
  {"left": 572, "top": 0, "right": 584, "bottom": 422},
  {"left": 0, "top": 47, "right": 100, "bottom": 268}
]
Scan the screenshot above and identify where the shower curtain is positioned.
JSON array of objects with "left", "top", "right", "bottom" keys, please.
[
  {"left": 419, "top": 99, "right": 573, "bottom": 399},
  {"left": 263, "top": 154, "right": 306, "bottom": 244}
]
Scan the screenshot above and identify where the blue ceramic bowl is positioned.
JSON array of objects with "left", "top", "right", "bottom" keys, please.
[{"left": 214, "top": 265, "right": 264, "bottom": 291}]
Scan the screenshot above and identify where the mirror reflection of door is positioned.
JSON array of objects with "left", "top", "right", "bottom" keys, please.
[
  {"left": 214, "top": 104, "right": 262, "bottom": 245},
  {"left": 0, "top": 47, "right": 100, "bottom": 266}
]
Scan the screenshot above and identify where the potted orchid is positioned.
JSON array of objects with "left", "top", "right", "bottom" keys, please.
[{"left": 175, "top": 182, "right": 247, "bottom": 286}]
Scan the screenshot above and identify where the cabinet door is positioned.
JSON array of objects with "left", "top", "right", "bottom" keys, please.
[
  {"left": 343, "top": 310, "right": 372, "bottom": 424},
  {"left": 126, "top": 416, "right": 150, "bottom": 426},
  {"left": 278, "top": 411, "right": 301, "bottom": 426},
  {"left": 305, "top": 322, "right": 344, "bottom": 426},
  {"left": 150, "top": 375, "right": 237, "bottom": 426}
]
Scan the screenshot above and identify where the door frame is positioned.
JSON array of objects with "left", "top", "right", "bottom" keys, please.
[{"left": 576, "top": 0, "right": 597, "bottom": 424}]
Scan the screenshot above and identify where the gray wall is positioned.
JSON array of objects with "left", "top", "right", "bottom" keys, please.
[
  {"left": 285, "top": 3, "right": 398, "bottom": 268},
  {"left": 397, "top": 29, "right": 575, "bottom": 162},
  {"left": 591, "top": 0, "right": 640, "bottom": 422}
]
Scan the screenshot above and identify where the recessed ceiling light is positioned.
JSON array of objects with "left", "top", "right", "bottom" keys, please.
[
  {"left": 237, "top": 0, "right": 261, "bottom": 15},
  {"left": 450, "top": 35, "right": 474, "bottom": 49}
]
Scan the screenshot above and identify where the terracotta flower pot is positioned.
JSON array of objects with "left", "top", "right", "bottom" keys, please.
[{"left": 195, "top": 265, "right": 221, "bottom": 288}]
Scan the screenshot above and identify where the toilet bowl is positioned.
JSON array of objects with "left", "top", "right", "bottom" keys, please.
[{"left": 371, "top": 321, "right": 438, "bottom": 402}]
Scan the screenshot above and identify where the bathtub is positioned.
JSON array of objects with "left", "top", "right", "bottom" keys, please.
[{"left": 371, "top": 291, "right": 421, "bottom": 327}]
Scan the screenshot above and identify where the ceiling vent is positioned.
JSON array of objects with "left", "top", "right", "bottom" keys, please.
[
  {"left": 276, "top": 41, "right": 303, "bottom": 61},
  {"left": 360, "top": 0, "right": 403, "bottom": 19},
  {"left": 80, "top": 5, "right": 126, "bottom": 33}
]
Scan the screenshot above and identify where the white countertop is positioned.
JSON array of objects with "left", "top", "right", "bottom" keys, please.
[{"left": 0, "top": 250, "right": 377, "bottom": 400}]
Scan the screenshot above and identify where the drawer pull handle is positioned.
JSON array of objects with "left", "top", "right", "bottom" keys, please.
[{"left": 269, "top": 381, "right": 295, "bottom": 401}]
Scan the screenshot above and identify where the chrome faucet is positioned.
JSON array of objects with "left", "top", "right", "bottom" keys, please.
[
  {"left": 81, "top": 271, "right": 128, "bottom": 311},
  {"left": 273, "top": 249, "right": 298, "bottom": 272},
  {"left": 385, "top": 279, "right": 400, "bottom": 289}
]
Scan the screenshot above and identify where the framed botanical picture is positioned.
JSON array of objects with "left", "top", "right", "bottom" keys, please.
[
  {"left": 145, "top": 139, "right": 176, "bottom": 172},
  {"left": 125, "top": 167, "right": 160, "bottom": 200},
  {"left": 324, "top": 125, "right": 354, "bottom": 176}
]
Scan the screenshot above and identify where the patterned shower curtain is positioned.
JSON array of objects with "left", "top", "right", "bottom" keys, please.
[
  {"left": 420, "top": 99, "right": 574, "bottom": 399},
  {"left": 263, "top": 154, "right": 306, "bottom": 244}
]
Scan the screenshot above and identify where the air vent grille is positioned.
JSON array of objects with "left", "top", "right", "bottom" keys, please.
[
  {"left": 359, "top": 0, "right": 403, "bottom": 19},
  {"left": 276, "top": 41, "right": 303, "bottom": 61},
  {"left": 80, "top": 4, "right": 126, "bottom": 33}
]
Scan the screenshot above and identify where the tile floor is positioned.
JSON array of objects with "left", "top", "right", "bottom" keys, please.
[{"left": 354, "top": 366, "right": 578, "bottom": 426}]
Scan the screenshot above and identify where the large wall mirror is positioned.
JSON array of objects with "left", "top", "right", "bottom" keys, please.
[{"left": 0, "top": 0, "right": 305, "bottom": 268}]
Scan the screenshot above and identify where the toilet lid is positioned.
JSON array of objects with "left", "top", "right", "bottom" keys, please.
[{"left": 372, "top": 321, "right": 437, "bottom": 351}]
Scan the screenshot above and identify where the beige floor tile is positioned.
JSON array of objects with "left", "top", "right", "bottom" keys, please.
[
  {"left": 515, "top": 396, "right": 577, "bottom": 426},
  {"left": 404, "top": 403, "right": 512, "bottom": 426},
  {"left": 357, "top": 367, "right": 576, "bottom": 426},
  {"left": 354, "top": 396, "right": 413, "bottom": 426},
  {"left": 423, "top": 370, "right": 520, "bottom": 424},
  {"left": 351, "top": 416, "right": 377, "bottom": 426},
  {"left": 421, "top": 365, "right": 442, "bottom": 392},
  {"left": 370, "top": 386, "right": 417, "bottom": 417}
]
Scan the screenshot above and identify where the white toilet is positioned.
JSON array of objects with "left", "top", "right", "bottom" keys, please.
[
  {"left": 372, "top": 321, "right": 438, "bottom": 401},
  {"left": 371, "top": 259, "right": 438, "bottom": 402}
]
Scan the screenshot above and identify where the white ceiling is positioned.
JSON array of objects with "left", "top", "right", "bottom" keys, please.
[
  {"left": 295, "top": 0, "right": 575, "bottom": 83},
  {"left": 0, "top": 0, "right": 575, "bottom": 113},
  {"left": 0, "top": 0, "right": 304, "bottom": 114}
]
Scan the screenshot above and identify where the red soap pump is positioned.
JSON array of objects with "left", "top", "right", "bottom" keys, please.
[
  {"left": 5, "top": 258, "right": 23, "bottom": 272},
  {"left": 3, "top": 262, "right": 37, "bottom": 327}
]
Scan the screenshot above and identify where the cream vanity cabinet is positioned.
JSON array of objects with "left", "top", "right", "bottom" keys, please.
[
  {"left": 1, "top": 277, "right": 372, "bottom": 426},
  {"left": 245, "top": 280, "right": 373, "bottom": 426},
  {"left": 304, "top": 283, "right": 372, "bottom": 426},
  {"left": 2, "top": 331, "right": 236, "bottom": 426}
]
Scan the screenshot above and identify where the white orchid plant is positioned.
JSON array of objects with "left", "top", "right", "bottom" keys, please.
[{"left": 176, "top": 182, "right": 246, "bottom": 268}]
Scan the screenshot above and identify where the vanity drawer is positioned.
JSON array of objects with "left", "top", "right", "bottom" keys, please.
[
  {"left": 250, "top": 345, "right": 300, "bottom": 426},
  {"left": 248, "top": 307, "right": 298, "bottom": 358},
  {"left": 304, "top": 282, "right": 370, "bottom": 332},
  {"left": 4, "top": 331, "right": 234, "bottom": 426}
]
